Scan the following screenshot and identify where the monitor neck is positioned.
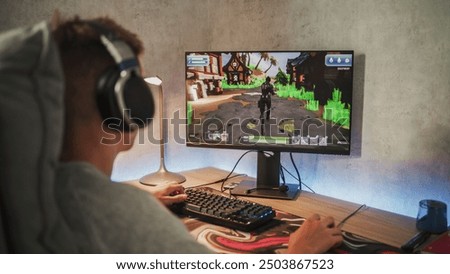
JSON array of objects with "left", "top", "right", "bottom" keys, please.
[
  {"left": 230, "top": 151, "right": 300, "bottom": 200},
  {"left": 256, "top": 151, "right": 280, "bottom": 188}
]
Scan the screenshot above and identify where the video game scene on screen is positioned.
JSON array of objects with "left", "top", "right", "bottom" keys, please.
[{"left": 185, "top": 51, "right": 353, "bottom": 154}]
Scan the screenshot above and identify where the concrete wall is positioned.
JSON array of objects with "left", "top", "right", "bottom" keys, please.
[{"left": 1, "top": 0, "right": 449, "bottom": 220}]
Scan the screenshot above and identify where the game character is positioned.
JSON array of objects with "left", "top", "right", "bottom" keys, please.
[{"left": 258, "top": 76, "right": 275, "bottom": 120}]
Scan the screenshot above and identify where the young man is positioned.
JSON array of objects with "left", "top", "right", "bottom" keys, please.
[{"left": 53, "top": 16, "right": 342, "bottom": 253}]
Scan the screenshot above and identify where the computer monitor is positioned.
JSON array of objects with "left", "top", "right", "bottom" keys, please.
[{"left": 185, "top": 51, "right": 353, "bottom": 199}]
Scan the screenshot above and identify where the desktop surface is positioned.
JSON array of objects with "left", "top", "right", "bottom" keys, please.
[{"left": 130, "top": 167, "right": 418, "bottom": 249}]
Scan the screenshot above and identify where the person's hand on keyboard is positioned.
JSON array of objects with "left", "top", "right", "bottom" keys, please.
[
  {"left": 287, "top": 214, "right": 343, "bottom": 254},
  {"left": 152, "top": 183, "right": 188, "bottom": 207}
]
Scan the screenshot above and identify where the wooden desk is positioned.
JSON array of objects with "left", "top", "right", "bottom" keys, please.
[{"left": 130, "top": 167, "right": 418, "bottom": 249}]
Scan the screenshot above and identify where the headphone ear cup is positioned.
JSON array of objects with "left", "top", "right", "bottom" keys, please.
[
  {"left": 96, "top": 67, "right": 155, "bottom": 131},
  {"left": 96, "top": 66, "right": 122, "bottom": 129},
  {"left": 122, "top": 74, "right": 154, "bottom": 127}
]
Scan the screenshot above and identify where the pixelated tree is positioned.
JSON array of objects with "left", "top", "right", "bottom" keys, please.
[{"left": 275, "top": 68, "right": 289, "bottom": 86}]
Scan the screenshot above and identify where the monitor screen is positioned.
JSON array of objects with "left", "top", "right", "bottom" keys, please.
[{"left": 185, "top": 51, "right": 354, "bottom": 155}]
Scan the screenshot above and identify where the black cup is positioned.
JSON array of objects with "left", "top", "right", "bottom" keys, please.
[{"left": 416, "top": 199, "right": 448, "bottom": 234}]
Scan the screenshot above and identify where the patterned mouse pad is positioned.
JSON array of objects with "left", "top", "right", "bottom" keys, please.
[{"left": 180, "top": 188, "right": 402, "bottom": 254}]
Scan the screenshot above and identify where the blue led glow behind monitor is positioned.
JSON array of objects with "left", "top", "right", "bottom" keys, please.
[{"left": 185, "top": 51, "right": 354, "bottom": 199}]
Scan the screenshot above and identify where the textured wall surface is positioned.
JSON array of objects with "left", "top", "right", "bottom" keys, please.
[{"left": 1, "top": 0, "right": 449, "bottom": 219}]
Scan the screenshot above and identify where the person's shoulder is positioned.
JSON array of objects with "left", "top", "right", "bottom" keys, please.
[
  {"left": 55, "top": 161, "right": 146, "bottom": 202},
  {"left": 56, "top": 162, "right": 109, "bottom": 186}
]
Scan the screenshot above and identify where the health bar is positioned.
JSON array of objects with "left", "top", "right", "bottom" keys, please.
[{"left": 187, "top": 55, "right": 209, "bottom": 66}]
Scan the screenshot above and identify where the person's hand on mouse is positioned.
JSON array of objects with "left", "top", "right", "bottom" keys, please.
[
  {"left": 152, "top": 183, "right": 188, "bottom": 207},
  {"left": 287, "top": 214, "right": 343, "bottom": 254}
]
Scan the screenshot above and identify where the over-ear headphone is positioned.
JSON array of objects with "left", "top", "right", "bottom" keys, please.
[{"left": 87, "top": 21, "right": 154, "bottom": 131}]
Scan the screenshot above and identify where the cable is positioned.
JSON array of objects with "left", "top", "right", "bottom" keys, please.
[
  {"left": 219, "top": 150, "right": 315, "bottom": 194},
  {"left": 280, "top": 165, "right": 315, "bottom": 193},
  {"left": 186, "top": 173, "right": 247, "bottom": 190},
  {"left": 337, "top": 204, "right": 367, "bottom": 228},
  {"left": 277, "top": 153, "right": 314, "bottom": 193},
  {"left": 289, "top": 152, "right": 302, "bottom": 191},
  {"left": 220, "top": 150, "right": 256, "bottom": 192},
  {"left": 279, "top": 165, "right": 286, "bottom": 186}
]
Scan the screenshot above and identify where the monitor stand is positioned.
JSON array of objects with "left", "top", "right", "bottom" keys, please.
[{"left": 230, "top": 151, "right": 300, "bottom": 200}]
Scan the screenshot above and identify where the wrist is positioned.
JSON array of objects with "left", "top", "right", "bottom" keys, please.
[{"left": 287, "top": 244, "right": 315, "bottom": 254}]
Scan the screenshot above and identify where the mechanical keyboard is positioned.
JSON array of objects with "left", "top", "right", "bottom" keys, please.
[{"left": 172, "top": 188, "right": 276, "bottom": 231}]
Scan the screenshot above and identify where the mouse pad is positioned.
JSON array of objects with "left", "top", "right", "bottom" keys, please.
[{"left": 180, "top": 187, "right": 402, "bottom": 254}]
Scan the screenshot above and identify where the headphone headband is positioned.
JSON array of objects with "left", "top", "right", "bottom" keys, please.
[{"left": 87, "top": 21, "right": 139, "bottom": 71}]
